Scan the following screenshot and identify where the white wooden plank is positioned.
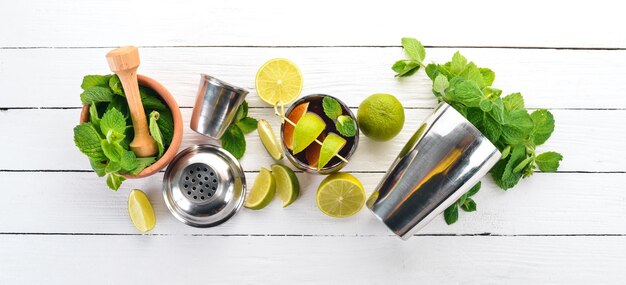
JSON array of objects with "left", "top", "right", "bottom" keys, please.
[
  {"left": 2, "top": 47, "right": 626, "bottom": 109},
  {"left": 1, "top": 0, "right": 624, "bottom": 48},
  {"left": 0, "top": 172, "right": 624, "bottom": 236},
  {"left": 0, "top": 108, "right": 621, "bottom": 172},
  {"left": 1, "top": 235, "right": 624, "bottom": 284}
]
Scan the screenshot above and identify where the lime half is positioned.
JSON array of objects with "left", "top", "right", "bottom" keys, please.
[
  {"left": 128, "top": 189, "right": 156, "bottom": 233},
  {"left": 244, "top": 168, "right": 276, "bottom": 210},
  {"left": 316, "top": 173, "right": 366, "bottom": 218},
  {"left": 271, "top": 164, "right": 300, "bottom": 207}
]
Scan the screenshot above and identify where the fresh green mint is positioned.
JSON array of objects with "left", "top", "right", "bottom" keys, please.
[
  {"left": 444, "top": 182, "right": 480, "bottom": 225},
  {"left": 335, "top": 115, "right": 356, "bottom": 137},
  {"left": 393, "top": 37, "right": 563, "bottom": 224},
  {"left": 74, "top": 74, "right": 174, "bottom": 190},
  {"left": 149, "top": 111, "right": 165, "bottom": 158},
  {"left": 322, "top": 96, "right": 342, "bottom": 120},
  {"left": 221, "top": 101, "right": 258, "bottom": 159}
]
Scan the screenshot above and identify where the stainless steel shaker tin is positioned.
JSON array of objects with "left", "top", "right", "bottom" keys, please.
[
  {"left": 190, "top": 74, "right": 248, "bottom": 139},
  {"left": 163, "top": 144, "right": 246, "bottom": 228},
  {"left": 367, "top": 103, "right": 501, "bottom": 240}
]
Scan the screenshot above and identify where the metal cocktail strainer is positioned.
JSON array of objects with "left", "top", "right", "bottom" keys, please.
[
  {"left": 163, "top": 144, "right": 246, "bottom": 227},
  {"left": 163, "top": 75, "right": 248, "bottom": 228}
]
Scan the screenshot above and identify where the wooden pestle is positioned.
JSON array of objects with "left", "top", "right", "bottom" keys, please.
[{"left": 106, "top": 46, "right": 157, "bottom": 157}]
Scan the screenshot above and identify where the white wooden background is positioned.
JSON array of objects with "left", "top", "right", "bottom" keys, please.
[{"left": 1, "top": 0, "right": 625, "bottom": 284}]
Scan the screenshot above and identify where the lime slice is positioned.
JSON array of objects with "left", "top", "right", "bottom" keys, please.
[
  {"left": 257, "top": 119, "right": 283, "bottom": 160},
  {"left": 271, "top": 164, "right": 300, "bottom": 207},
  {"left": 244, "top": 168, "right": 276, "bottom": 210},
  {"left": 255, "top": 58, "right": 303, "bottom": 106},
  {"left": 316, "top": 173, "right": 366, "bottom": 218},
  {"left": 292, "top": 112, "right": 326, "bottom": 154},
  {"left": 318, "top": 133, "right": 346, "bottom": 170},
  {"left": 127, "top": 189, "right": 156, "bottom": 232}
]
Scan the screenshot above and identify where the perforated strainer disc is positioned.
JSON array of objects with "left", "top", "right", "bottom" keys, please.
[{"left": 163, "top": 144, "right": 246, "bottom": 227}]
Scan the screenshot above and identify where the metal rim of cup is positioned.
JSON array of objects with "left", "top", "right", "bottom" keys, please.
[
  {"left": 200, "top": 73, "right": 248, "bottom": 95},
  {"left": 280, "top": 94, "right": 359, "bottom": 174}
]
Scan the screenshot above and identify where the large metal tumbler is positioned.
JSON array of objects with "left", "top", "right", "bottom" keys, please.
[
  {"left": 190, "top": 74, "right": 248, "bottom": 139},
  {"left": 367, "top": 103, "right": 501, "bottom": 240}
]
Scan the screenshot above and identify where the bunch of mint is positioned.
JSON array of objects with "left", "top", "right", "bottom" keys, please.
[
  {"left": 393, "top": 38, "right": 563, "bottom": 224},
  {"left": 220, "top": 101, "right": 258, "bottom": 159},
  {"left": 73, "top": 74, "right": 174, "bottom": 190}
]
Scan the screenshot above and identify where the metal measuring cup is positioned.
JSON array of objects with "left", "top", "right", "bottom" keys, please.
[
  {"left": 190, "top": 74, "right": 248, "bottom": 139},
  {"left": 366, "top": 102, "right": 502, "bottom": 240}
]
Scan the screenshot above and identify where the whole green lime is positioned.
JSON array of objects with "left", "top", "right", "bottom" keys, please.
[{"left": 357, "top": 93, "right": 405, "bottom": 141}]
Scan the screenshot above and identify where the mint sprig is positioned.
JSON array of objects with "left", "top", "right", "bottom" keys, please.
[
  {"left": 393, "top": 37, "right": 563, "bottom": 224},
  {"left": 322, "top": 97, "right": 357, "bottom": 138},
  {"left": 221, "top": 101, "right": 257, "bottom": 159}
]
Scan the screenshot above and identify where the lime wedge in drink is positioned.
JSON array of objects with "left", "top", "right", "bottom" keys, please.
[
  {"left": 271, "top": 164, "right": 300, "bottom": 207},
  {"left": 244, "top": 168, "right": 276, "bottom": 210},
  {"left": 317, "top": 133, "right": 346, "bottom": 170},
  {"left": 292, "top": 112, "right": 326, "bottom": 154}
]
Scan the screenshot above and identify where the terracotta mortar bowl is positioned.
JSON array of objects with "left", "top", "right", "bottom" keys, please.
[{"left": 80, "top": 74, "right": 183, "bottom": 178}]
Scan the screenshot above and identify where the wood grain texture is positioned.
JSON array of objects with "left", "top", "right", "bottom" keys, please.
[
  {"left": 1, "top": 235, "right": 625, "bottom": 284},
  {"left": 0, "top": 108, "right": 622, "bottom": 172},
  {"left": 2, "top": 47, "right": 626, "bottom": 109},
  {"left": 0, "top": 0, "right": 624, "bottom": 48},
  {"left": 0, "top": 172, "right": 624, "bottom": 236}
]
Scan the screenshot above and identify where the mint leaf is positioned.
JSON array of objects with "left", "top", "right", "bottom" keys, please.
[
  {"left": 401, "top": 37, "right": 426, "bottom": 62},
  {"left": 335, "top": 115, "right": 356, "bottom": 137},
  {"left": 535, "top": 151, "right": 563, "bottom": 172},
  {"left": 89, "top": 103, "right": 101, "bottom": 129},
  {"left": 530, "top": 109, "right": 555, "bottom": 145},
  {"left": 452, "top": 80, "right": 482, "bottom": 107},
  {"left": 501, "top": 110, "right": 533, "bottom": 145},
  {"left": 106, "top": 172, "right": 125, "bottom": 190},
  {"left": 74, "top": 123, "right": 106, "bottom": 160},
  {"left": 105, "top": 160, "right": 121, "bottom": 173},
  {"left": 100, "top": 108, "right": 126, "bottom": 136},
  {"left": 89, "top": 158, "right": 107, "bottom": 177},
  {"left": 479, "top": 98, "right": 493, "bottom": 112},
  {"left": 235, "top": 101, "right": 248, "bottom": 123},
  {"left": 149, "top": 111, "right": 165, "bottom": 158},
  {"left": 221, "top": 124, "right": 245, "bottom": 159},
  {"left": 322, "top": 96, "right": 342, "bottom": 120},
  {"left": 460, "top": 198, "right": 477, "bottom": 212},
  {"left": 80, "top": 86, "right": 113, "bottom": 105},
  {"left": 491, "top": 145, "right": 526, "bottom": 190},
  {"left": 467, "top": 182, "right": 481, "bottom": 196},
  {"left": 140, "top": 86, "right": 168, "bottom": 112},
  {"left": 81, "top": 75, "right": 112, "bottom": 90},
  {"left": 444, "top": 204, "right": 459, "bottom": 225},
  {"left": 109, "top": 75, "right": 124, "bottom": 96},
  {"left": 392, "top": 60, "right": 420, "bottom": 77},
  {"left": 479, "top": 68, "right": 495, "bottom": 86},
  {"left": 237, "top": 117, "right": 258, "bottom": 134},
  {"left": 502, "top": 93, "right": 525, "bottom": 112},
  {"left": 433, "top": 74, "right": 449, "bottom": 97},
  {"left": 425, "top": 63, "right": 439, "bottom": 80},
  {"left": 450, "top": 52, "right": 468, "bottom": 75},
  {"left": 130, "top": 157, "right": 156, "bottom": 175},
  {"left": 101, "top": 139, "right": 124, "bottom": 162},
  {"left": 120, "top": 150, "right": 139, "bottom": 173}
]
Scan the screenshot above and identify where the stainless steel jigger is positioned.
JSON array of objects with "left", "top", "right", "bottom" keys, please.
[
  {"left": 164, "top": 75, "right": 248, "bottom": 228},
  {"left": 190, "top": 74, "right": 248, "bottom": 139},
  {"left": 367, "top": 102, "right": 501, "bottom": 240}
]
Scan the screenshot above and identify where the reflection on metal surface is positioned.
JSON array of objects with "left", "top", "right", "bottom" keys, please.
[
  {"left": 190, "top": 74, "right": 248, "bottom": 139},
  {"left": 367, "top": 103, "right": 501, "bottom": 240}
]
